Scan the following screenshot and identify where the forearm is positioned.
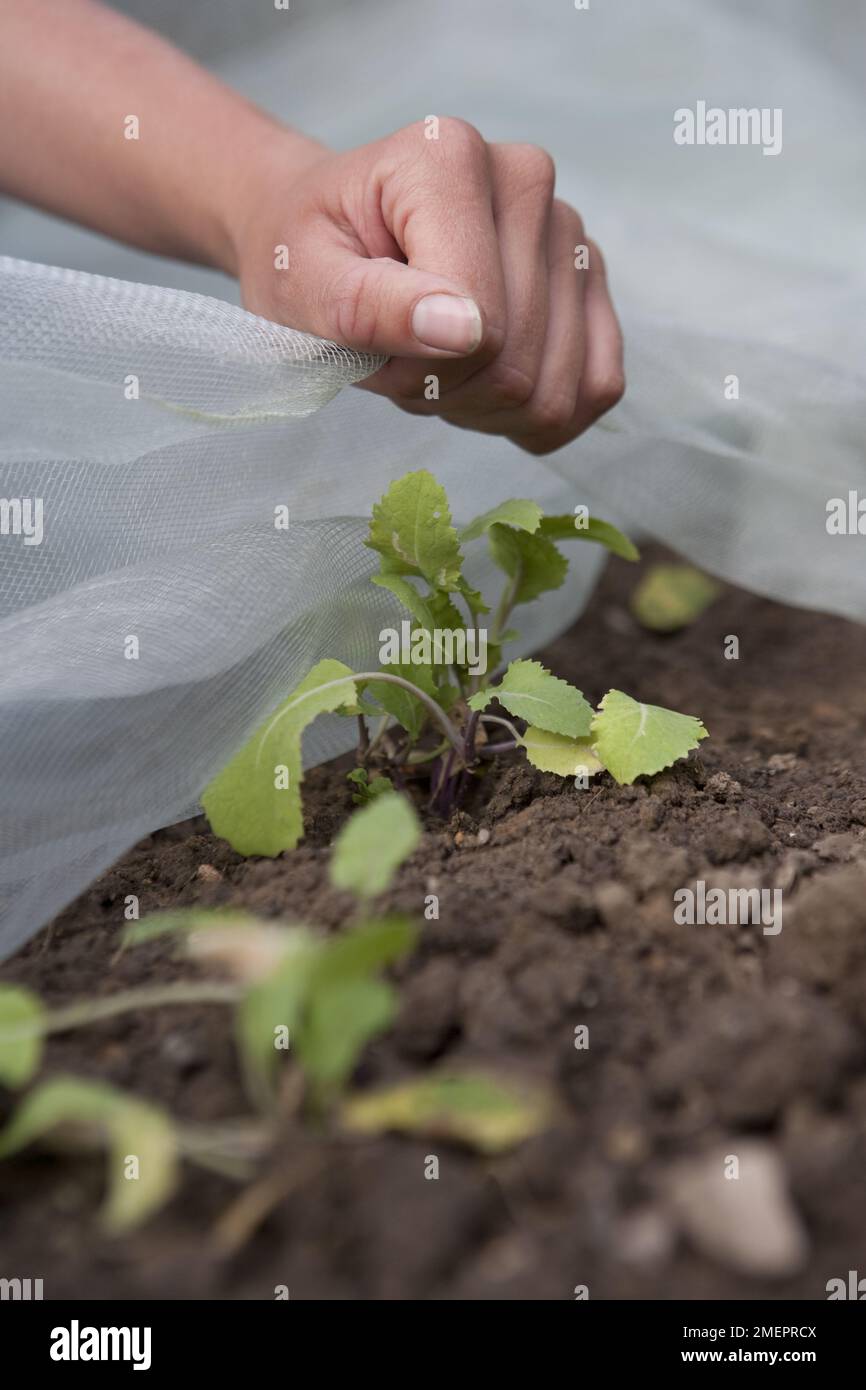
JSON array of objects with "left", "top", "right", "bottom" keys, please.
[{"left": 0, "top": 0, "right": 325, "bottom": 272}]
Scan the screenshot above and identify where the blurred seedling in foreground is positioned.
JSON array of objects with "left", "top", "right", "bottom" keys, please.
[{"left": 0, "top": 794, "right": 547, "bottom": 1236}]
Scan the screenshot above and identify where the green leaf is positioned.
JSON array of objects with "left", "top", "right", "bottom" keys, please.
[
  {"left": 202, "top": 659, "right": 357, "bottom": 857},
  {"left": 123, "top": 908, "right": 261, "bottom": 948},
  {"left": 631, "top": 564, "right": 721, "bottom": 632},
  {"left": 469, "top": 659, "right": 593, "bottom": 738},
  {"left": 347, "top": 768, "right": 395, "bottom": 805},
  {"left": 460, "top": 499, "right": 542, "bottom": 542},
  {"left": 299, "top": 977, "right": 395, "bottom": 1107},
  {"left": 538, "top": 513, "right": 639, "bottom": 561},
  {"left": 370, "top": 573, "right": 437, "bottom": 631},
  {"left": 520, "top": 727, "right": 604, "bottom": 778},
  {"left": 311, "top": 916, "right": 418, "bottom": 990},
  {"left": 455, "top": 575, "right": 490, "bottom": 620},
  {"left": 488, "top": 524, "right": 568, "bottom": 605},
  {"left": 340, "top": 1070, "right": 552, "bottom": 1155},
  {"left": 365, "top": 662, "right": 438, "bottom": 739},
  {"left": 366, "top": 470, "right": 463, "bottom": 590},
  {"left": 0, "top": 1077, "right": 179, "bottom": 1233},
  {"left": 226, "top": 915, "right": 418, "bottom": 1111},
  {"left": 297, "top": 917, "right": 417, "bottom": 1108},
  {"left": 591, "top": 689, "right": 708, "bottom": 785},
  {"left": 0, "top": 985, "right": 44, "bottom": 1088},
  {"left": 329, "top": 795, "right": 421, "bottom": 900},
  {"left": 426, "top": 587, "right": 470, "bottom": 633},
  {"left": 235, "top": 932, "right": 319, "bottom": 1106}
]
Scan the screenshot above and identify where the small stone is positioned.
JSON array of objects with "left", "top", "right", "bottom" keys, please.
[
  {"left": 476, "top": 827, "right": 491, "bottom": 846},
  {"left": 594, "top": 881, "right": 633, "bottom": 930},
  {"left": 196, "top": 863, "right": 222, "bottom": 882},
  {"left": 663, "top": 1142, "right": 808, "bottom": 1278}
]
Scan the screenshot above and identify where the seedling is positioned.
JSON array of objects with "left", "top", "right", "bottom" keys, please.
[
  {"left": 202, "top": 470, "right": 707, "bottom": 852},
  {"left": 0, "top": 795, "right": 546, "bottom": 1232}
]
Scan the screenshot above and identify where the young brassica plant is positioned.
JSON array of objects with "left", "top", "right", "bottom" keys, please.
[
  {"left": 0, "top": 793, "right": 549, "bottom": 1234},
  {"left": 201, "top": 469, "right": 707, "bottom": 855}
]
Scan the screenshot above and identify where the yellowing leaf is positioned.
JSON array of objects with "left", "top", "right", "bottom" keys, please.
[
  {"left": 329, "top": 794, "right": 421, "bottom": 900},
  {"left": 0, "top": 1077, "right": 178, "bottom": 1233},
  {"left": 520, "top": 727, "right": 604, "bottom": 778},
  {"left": 591, "top": 689, "right": 708, "bottom": 784},
  {"left": 631, "top": 564, "right": 720, "bottom": 632},
  {"left": 0, "top": 985, "right": 44, "bottom": 1088},
  {"left": 202, "top": 659, "right": 356, "bottom": 856},
  {"left": 341, "top": 1071, "right": 552, "bottom": 1154}
]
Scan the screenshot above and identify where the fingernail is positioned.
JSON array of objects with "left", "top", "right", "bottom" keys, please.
[{"left": 411, "top": 294, "right": 482, "bottom": 353}]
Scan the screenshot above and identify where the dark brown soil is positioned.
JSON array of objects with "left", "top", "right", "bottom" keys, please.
[{"left": 2, "top": 548, "right": 866, "bottom": 1301}]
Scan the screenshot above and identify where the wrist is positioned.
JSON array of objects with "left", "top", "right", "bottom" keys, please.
[{"left": 210, "top": 118, "right": 329, "bottom": 280}]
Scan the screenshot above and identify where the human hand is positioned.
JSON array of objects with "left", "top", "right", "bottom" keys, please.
[{"left": 230, "top": 119, "right": 624, "bottom": 455}]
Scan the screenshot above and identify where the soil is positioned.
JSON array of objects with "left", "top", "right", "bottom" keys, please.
[{"left": 2, "top": 547, "right": 866, "bottom": 1302}]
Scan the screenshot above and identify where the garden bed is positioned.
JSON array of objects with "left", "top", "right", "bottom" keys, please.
[{"left": 2, "top": 546, "right": 865, "bottom": 1301}]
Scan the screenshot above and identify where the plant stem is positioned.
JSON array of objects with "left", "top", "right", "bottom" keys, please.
[
  {"left": 350, "top": 672, "right": 465, "bottom": 757},
  {"left": 463, "top": 709, "right": 481, "bottom": 764},
  {"left": 356, "top": 714, "right": 370, "bottom": 757},
  {"left": 405, "top": 739, "right": 449, "bottom": 766},
  {"left": 0, "top": 980, "right": 240, "bottom": 1044},
  {"left": 479, "top": 713, "right": 523, "bottom": 743},
  {"left": 478, "top": 739, "right": 519, "bottom": 758},
  {"left": 490, "top": 571, "right": 520, "bottom": 645}
]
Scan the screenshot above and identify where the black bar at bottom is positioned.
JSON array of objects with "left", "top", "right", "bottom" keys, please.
[{"left": 1, "top": 1298, "right": 861, "bottom": 1374}]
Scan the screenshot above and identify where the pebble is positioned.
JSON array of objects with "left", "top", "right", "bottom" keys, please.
[{"left": 663, "top": 1141, "right": 808, "bottom": 1278}]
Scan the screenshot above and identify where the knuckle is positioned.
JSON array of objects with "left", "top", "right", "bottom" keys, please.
[
  {"left": 588, "top": 366, "right": 626, "bottom": 414},
  {"left": 511, "top": 143, "right": 557, "bottom": 199},
  {"left": 437, "top": 116, "right": 487, "bottom": 162},
  {"left": 552, "top": 197, "right": 585, "bottom": 240}
]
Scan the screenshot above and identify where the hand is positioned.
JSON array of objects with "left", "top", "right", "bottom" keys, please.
[{"left": 230, "top": 119, "right": 624, "bottom": 455}]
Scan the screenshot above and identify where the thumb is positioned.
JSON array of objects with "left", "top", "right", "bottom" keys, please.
[{"left": 308, "top": 251, "right": 485, "bottom": 358}]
